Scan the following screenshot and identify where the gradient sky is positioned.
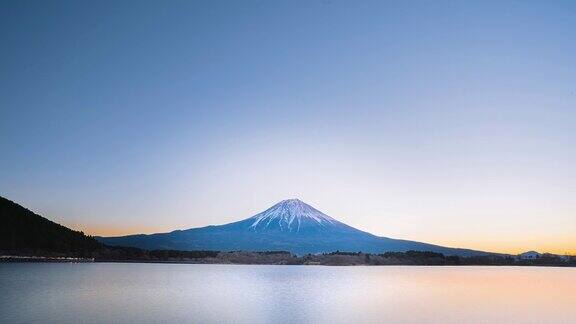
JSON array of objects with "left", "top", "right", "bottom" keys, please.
[{"left": 1, "top": 1, "right": 575, "bottom": 254}]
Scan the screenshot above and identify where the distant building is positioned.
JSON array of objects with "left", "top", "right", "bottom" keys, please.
[{"left": 517, "top": 251, "right": 541, "bottom": 260}]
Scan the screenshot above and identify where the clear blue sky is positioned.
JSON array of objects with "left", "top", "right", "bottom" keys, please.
[{"left": 1, "top": 0, "right": 575, "bottom": 253}]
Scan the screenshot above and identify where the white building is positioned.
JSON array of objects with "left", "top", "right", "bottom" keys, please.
[{"left": 517, "top": 251, "right": 541, "bottom": 260}]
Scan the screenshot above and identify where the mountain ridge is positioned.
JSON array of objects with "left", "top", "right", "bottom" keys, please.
[
  {"left": 0, "top": 196, "right": 101, "bottom": 256},
  {"left": 97, "top": 199, "right": 491, "bottom": 256}
]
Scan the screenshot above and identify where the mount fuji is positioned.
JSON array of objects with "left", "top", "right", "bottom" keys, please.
[{"left": 96, "top": 199, "right": 489, "bottom": 256}]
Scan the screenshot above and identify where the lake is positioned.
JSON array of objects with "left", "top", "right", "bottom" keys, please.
[{"left": 1, "top": 263, "right": 574, "bottom": 323}]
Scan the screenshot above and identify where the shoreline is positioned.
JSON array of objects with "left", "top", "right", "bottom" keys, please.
[
  {"left": 2, "top": 257, "right": 574, "bottom": 268},
  {"left": 0, "top": 255, "right": 95, "bottom": 263}
]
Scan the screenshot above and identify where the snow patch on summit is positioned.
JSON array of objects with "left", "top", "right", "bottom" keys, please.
[{"left": 249, "top": 199, "right": 336, "bottom": 232}]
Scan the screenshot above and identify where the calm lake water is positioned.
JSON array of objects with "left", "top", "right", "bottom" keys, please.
[{"left": 0, "top": 263, "right": 574, "bottom": 324}]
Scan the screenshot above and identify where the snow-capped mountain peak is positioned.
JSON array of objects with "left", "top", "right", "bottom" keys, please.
[
  {"left": 249, "top": 199, "right": 337, "bottom": 232},
  {"left": 98, "top": 198, "right": 489, "bottom": 256}
]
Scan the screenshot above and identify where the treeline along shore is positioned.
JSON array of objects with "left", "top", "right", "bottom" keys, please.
[
  {"left": 3, "top": 247, "right": 575, "bottom": 267},
  {"left": 93, "top": 248, "right": 576, "bottom": 266}
]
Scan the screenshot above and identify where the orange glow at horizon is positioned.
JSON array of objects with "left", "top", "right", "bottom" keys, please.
[
  {"left": 431, "top": 239, "right": 576, "bottom": 256},
  {"left": 75, "top": 221, "right": 576, "bottom": 256},
  {"left": 71, "top": 223, "right": 171, "bottom": 238}
]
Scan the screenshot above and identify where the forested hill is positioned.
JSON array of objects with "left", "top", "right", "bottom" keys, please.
[{"left": 0, "top": 196, "right": 101, "bottom": 256}]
